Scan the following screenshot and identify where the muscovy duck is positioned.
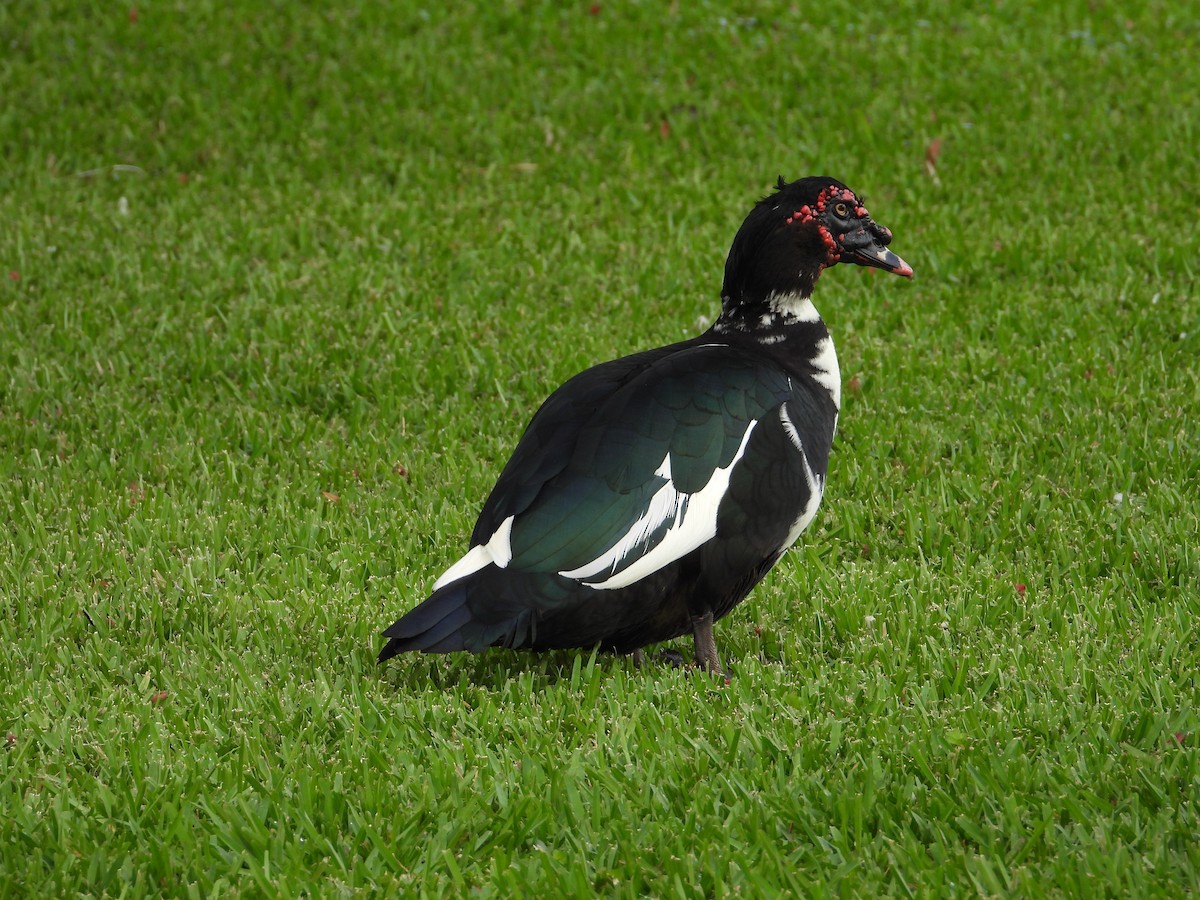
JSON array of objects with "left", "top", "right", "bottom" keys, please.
[{"left": 379, "top": 176, "right": 911, "bottom": 673}]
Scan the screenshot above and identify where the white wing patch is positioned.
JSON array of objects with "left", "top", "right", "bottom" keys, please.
[
  {"left": 778, "top": 405, "right": 825, "bottom": 547},
  {"left": 431, "top": 514, "right": 515, "bottom": 590},
  {"left": 557, "top": 453, "right": 683, "bottom": 582},
  {"left": 558, "top": 419, "right": 759, "bottom": 590},
  {"left": 808, "top": 336, "right": 841, "bottom": 409}
]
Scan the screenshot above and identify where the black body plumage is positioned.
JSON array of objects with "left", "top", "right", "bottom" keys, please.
[{"left": 379, "top": 176, "right": 911, "bottom": 672}]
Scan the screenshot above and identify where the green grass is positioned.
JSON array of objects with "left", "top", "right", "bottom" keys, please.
[{"left": 3, "top": 0, "right": 1199, "bottom": 895}]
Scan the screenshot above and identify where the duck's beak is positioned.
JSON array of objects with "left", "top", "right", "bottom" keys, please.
[{"left": 840, "top": 221, "right": 913, "bottom": 278}]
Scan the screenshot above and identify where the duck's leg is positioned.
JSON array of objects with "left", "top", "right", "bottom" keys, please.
[{"left": 691, "top": 610, "right": 726, "bottom": 675}]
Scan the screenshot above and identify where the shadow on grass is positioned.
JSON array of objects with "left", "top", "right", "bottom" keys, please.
[{"left": 376, "top": 643, "right": 705, "bottom": 692}]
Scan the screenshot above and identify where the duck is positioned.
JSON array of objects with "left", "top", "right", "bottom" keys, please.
[{"left": 378, "top": 176, "right": 912, "bottom": 674}]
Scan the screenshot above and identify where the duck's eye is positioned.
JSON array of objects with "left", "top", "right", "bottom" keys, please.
[{"left": 834, "top": 202, "right": 850, "bottom": 218}]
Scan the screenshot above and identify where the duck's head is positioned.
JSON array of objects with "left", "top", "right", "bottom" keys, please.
[{"left": 721, "top": 176, "right": 912, "bottom": 306}]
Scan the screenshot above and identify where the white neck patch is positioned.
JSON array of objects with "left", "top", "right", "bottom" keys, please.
[{"left": 767, "top": 291, "right": 821, "bottom": 323}]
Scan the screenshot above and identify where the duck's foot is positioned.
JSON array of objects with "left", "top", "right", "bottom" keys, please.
[{"left": 630, "top": 647, "right": 686, "bottom": 668}]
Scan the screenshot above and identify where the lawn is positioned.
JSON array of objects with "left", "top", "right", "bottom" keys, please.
[{"left": 2, "top": 0, "right": 1198, "bottom": 895}]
